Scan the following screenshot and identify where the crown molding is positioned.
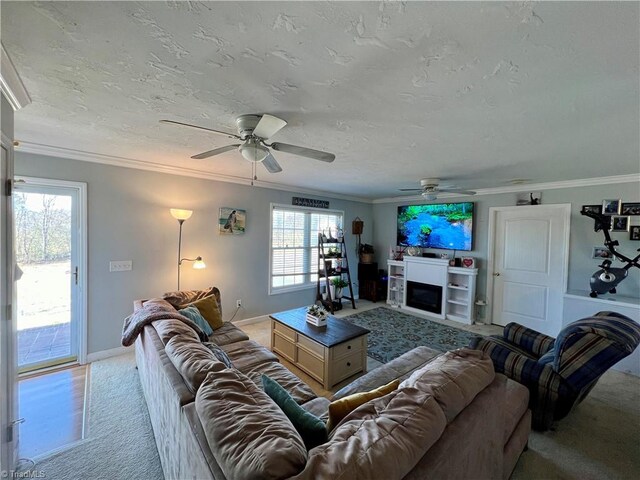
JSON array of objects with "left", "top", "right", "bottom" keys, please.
[
  {"left": 372, "top": 174, "right": 640, "bottom": 204},
  {"left": 0, "top": 43, "right": 31, "bottom": 111},
  {"left": 14, "top": 140, "right": 372, "bottom": 204}
]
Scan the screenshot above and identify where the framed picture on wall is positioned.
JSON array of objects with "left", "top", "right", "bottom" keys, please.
[
  {"left": 592, "top": 247, "right": 613, "bottom": 259},
  {"left": 630, "top": 226, "right": 640, "bottom": 241},
  {"left": 218, "top": 207, "right": 246, "bottom": 235},
  {"left": 581, "top": 205, "right": 602, "bottom": 214},
  {"left": 602, "top": 199, "right": 621, "bottom": 215},
  {"left": 621, "top": 203, "right": 640, "bottom": 215},
  {"left": 611, "top": 216, "right": 630, "bottom": 232}
]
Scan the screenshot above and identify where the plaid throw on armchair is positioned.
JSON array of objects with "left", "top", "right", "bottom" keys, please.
[{"left": 470, "top": 311, "right": 640, "bottom": 430}]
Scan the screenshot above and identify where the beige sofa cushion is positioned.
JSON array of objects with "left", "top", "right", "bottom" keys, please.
[
  {"left": 165, "top": 335, "right": 225, "bottom": 394},
  {"left": 152, "top": 318, "right": 200, "bottom": 345},
  {"left": 293, "top": 387, "right": 447, "bottom": 480},
  {"left": 400, "top": 348, "right": 495, "bottom": 423},
  {"left": 196, "top": 369, "right": 307, "bottom": 480}
]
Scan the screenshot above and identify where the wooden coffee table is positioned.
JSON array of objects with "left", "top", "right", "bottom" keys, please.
[{"left": 270, "top": 307, "right": 370, "bottom": 390}]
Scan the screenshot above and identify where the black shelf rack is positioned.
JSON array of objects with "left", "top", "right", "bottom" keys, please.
[{"left": 316, "top": 233, "right": 356, "bottom": 312}]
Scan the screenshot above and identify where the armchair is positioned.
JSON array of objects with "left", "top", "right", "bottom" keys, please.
[{"left": 470, "top": 311, "right": 640, "bottom": 430}]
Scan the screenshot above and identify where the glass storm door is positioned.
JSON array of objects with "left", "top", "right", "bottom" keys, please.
[{"left": 14, "top": 182, "right": 80, "bottom": 372}]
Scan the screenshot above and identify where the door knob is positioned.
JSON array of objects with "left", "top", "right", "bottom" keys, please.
[{"left": 493, "top": 272, "right": 501, "bottom": 276}]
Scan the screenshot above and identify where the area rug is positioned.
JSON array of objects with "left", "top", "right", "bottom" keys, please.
[
  {"left": 342, "top": 307, "right": 482, "bottom": 363},
  {"left": 32, "top": 353, "right": 164, "bottom": 479}
]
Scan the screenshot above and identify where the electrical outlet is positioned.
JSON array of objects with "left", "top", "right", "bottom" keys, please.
[
  {"left": 236, "top": 299, "right": 242, "bottom": 308},
  {"left": 110, "top": 260, "right": 132, "bottom": 272}
]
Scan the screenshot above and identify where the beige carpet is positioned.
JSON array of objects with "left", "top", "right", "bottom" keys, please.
[{"left": 32, "top": 353, "right": 164, "bottom": 479}]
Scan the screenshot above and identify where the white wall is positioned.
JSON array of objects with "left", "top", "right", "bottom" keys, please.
[
  {"left": 15, "top": 152, "right": 373, "bottom": 355},
  {"left": 1, "top": 94, "right": 13, "bottom": 138},
  {"left": 373, "top": 182, "right": 640, "bottom": 321}
]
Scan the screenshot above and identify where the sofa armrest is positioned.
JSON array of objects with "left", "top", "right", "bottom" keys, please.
[
  {"left": 503, "top": 323, "right": 555, "bottom": 358},
  {"left": 473, "top": 336, "right": 571, "bottom": 430},
  {"left": 331, "top": 346, "right": 440, "bottom": 401}
]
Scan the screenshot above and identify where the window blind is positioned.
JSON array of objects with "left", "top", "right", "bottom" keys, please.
[{"left": 270, "top": 205, "right": 343, "bottom": 292}]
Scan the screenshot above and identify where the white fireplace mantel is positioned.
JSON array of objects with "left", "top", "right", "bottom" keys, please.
[{"left": 388, "top": 256, "right": 478, "bottom": 324}]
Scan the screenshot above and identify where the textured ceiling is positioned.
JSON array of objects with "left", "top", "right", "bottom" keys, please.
[{"left": 2, "top": 1, "right": 639, "bottom": 200}]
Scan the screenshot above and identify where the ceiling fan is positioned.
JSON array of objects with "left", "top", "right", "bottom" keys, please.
[
  {"left": 400, "top": 178, "right": 477, "bottom": 201},
  {"left": 160, "top": 114, "right": 335, "bottom": 174}
]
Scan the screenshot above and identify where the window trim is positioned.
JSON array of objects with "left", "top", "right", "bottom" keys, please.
[{"left": 268, "top": 203, "right": 344, "bottom": 296}]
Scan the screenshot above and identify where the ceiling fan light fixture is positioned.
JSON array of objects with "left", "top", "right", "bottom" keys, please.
[
  {"left": 239, "top": 138, "right": 268, "bottom": 162},
  {"left": 422, "top": 192, "right": 438, "bottom": 201}
]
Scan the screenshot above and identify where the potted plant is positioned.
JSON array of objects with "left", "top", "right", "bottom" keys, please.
[
  {"left": 359, "top": 243, "right": 375, "bottom": 264},
  {"left": 330, "top": 277, "right": 349, "bottom": 299},
  {"left": 306, "top": 304, "right": 329, "bottom": 326}
]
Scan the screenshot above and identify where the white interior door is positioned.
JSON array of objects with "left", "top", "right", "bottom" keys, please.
[
  {"left": 1, "top": 136, "right": 18, "bottom": 472},
  {"left": 488, "top": 204, "right": 570, "bottom": 336}
]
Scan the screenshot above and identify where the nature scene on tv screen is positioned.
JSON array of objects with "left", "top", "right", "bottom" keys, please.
[{"left": 397, "top": 202, "right": 474, "bottom": 251}]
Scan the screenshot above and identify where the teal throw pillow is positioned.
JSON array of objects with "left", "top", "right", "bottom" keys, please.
[
  {"left": 202, "top": 342, "right": 234, "bottom": 369},
  {"left": 179, "top": 305, "right": 214, "bottom": 337},
  {"left": 262, "top": 374, "right": 328, "bottom": 450}
]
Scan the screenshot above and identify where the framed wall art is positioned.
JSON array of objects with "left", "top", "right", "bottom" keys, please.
[
  {"left": 581, "top": 205, "right": 602, "bottom": 214},
  {"left": 602, "top": 199, "right": 621, "bottom": 215},
  {"left": 592, "top": 247, "right": 613, "bottom": 259},
  {"left": 630, "top": 226, "right": 640, "bottom": 241},
  {"left": 219, "top": 207, "right": 246, "bottom": 235},
  {"left": 621, "top": 202, "right": 640, "bottom": 216},
  {"left": 611, "top": 216, "right": 630, "bottom": 232}
]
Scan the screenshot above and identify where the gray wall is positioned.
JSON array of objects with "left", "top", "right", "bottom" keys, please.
[
  {"left": 15, "top": 152, "right": 373, "bottom": 354},
  {"left": 1, "top": 94, "right": 14, "bottom": 139},
  {"left": 373, "top": 182, "right": 640, "bottom": 321}
]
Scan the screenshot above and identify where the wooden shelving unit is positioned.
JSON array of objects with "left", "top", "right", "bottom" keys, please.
[{"left": 316, "top": 233, "right": 356, "bottom": 312}]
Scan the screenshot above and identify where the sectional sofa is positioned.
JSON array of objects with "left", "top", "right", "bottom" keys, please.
[{"left": 131, "top": 289, "right": 531, "bottom": 479}]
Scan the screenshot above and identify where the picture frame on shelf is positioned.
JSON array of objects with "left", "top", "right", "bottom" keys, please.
[
  {"left": 611, "top": 216, "right": 630, "bottom": 232},
  {"left": 592, "top": 247, "right": 613, "bottom": 259},
  {"left": 602, "top": 199, "right": 621, "bottom": 215},
  {"left": 581, "top": 205, "right": 602, "bottom": 215},
  {"left": 630, "top": 226, "right": 640, "bottom": 241},
  {"left": 621, "top": 202, "right": 640, "bottom": 216}
]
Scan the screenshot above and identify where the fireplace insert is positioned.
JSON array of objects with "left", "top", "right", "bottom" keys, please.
[{"left": 406, "top": 281, "right": 443, "bottom": 314}]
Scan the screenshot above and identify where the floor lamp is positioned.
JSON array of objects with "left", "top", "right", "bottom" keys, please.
[{"left": 170, "top": 208, "right": 205, "bottom": 290}]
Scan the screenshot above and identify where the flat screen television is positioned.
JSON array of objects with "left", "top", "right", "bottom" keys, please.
[{"left": 397, "top": 202, "right": 474, "bottom": 251}]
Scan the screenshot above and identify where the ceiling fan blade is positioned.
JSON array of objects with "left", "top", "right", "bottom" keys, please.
[
  {"left": 253, "top": 114, "right": 287, "bottom": 139},
  {"left": 160, "top": 120, "right": 241, "bottom": 139},
  {"left": 399, "top": 188, "right": 423, "bottom": 191},
  {"left": 438, "top": 188, "right": 477, "bottom": 196},
  {"left": 262, "top": 152, "right": 283, "bottom": 173},
  {"left": 191, "top": 144, "right": 240, "bottom": 159},
  {"left": 270, "top": 142, "right": 335, "bottom": 162}
]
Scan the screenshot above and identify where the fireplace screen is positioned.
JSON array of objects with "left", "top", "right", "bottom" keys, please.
[{"left": 406, "top": 281, "right": 443, "bottom": 314}]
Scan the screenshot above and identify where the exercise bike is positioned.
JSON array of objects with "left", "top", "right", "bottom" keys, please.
[{"left": 580, "top": 209, "right": 640, "bottom": 298}]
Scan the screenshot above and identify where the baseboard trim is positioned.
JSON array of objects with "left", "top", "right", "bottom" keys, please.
[
  {"left": 86, "top": 346, "right": 131, "bottom": 363},
  {"left": 232, "top": 315, "right": 270, "bottom": 327}
]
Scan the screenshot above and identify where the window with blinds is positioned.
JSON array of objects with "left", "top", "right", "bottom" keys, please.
[{"left": 270, "top": 205, "right": 343, "bottom": 293}]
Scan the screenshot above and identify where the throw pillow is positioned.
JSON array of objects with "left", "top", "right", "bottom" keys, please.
[
  {"left": 262, "top": 375, "right": 328, "bottom": 450},
  {"left": 189, "top": 295, "right": 224, "bottom": 330},
  {"left": 178, "top": 306, "right": 214, "bottom": 337},
  {"left": 202, "top": 342, "right": 234, "bottom": 369},
  {"left": 327, "top": 379, "right": 400, "bottom": 431}
]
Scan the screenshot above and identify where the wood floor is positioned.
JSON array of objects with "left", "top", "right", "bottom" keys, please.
[{"left": 18, "top": 364, "right": 88, "bottom": 459}]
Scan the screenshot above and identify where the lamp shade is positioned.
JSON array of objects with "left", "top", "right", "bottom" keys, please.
[
  {"left": 239, "top": 138, "right": 269, "bottom": 162},
  {"left": 170, "top": 208, "right": 193, "bottom": 221},
  {"left": 193, "top": 257, "right": 206, "bottom": 269}
]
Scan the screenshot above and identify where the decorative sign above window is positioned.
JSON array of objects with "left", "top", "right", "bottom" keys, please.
[{"left": 292, "top": 197, "right": 329, "bottom": 209}]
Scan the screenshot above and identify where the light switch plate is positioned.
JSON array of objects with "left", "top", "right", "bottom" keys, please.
[{"left": 110, "top": 260, "right": 132, "bottom": 272}]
